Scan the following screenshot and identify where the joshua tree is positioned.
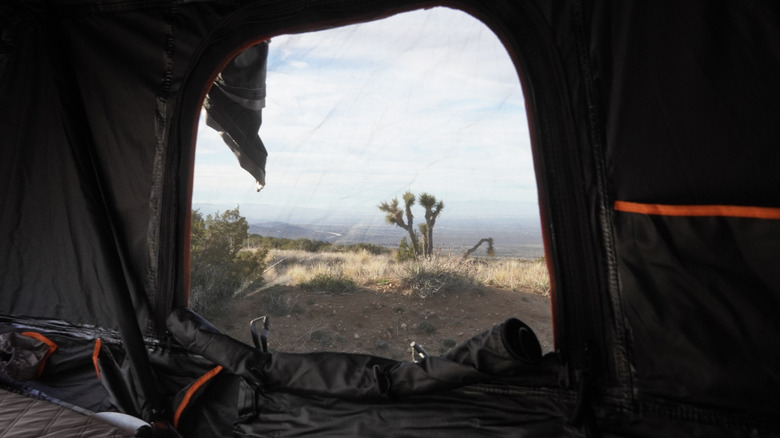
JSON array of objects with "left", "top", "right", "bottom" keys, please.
[
  {"left": 379, "top": 191, "right": 444, "bottom": 258},
  {"left": 419, "top": 223, "right": 429, "bottom": 257},
  {"left": 463, "top": 237, "right": 494, "bottom": 260},
  {"left": 379, "top": 191, "right": 421, "bottom": 256},
  {"left": 418, "top": 193, "right": 444, "bottom": 257}
]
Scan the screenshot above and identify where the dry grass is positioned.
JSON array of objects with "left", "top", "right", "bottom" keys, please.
[
  {"left": 262, "top": 249, "right": 393, "bottom": 287},
  {"left": 257, "top": 249, "right": 550, "bottom": 296},
  {"left": 472, "top": 258, "right": 550, "bottom": 295},
  {"left": 400, "top": 255, "right": 484, "bottom": 298},
  {"left": 262, "top": 288, "right": 304, "bottom": 316}
]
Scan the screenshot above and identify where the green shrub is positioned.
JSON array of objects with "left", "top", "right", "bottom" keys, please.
[
  {"left": 189, "top": 263, "right": 237, "bottom": 319},
  {"left": 190, "top": 207, "right": 268, "bottom": 319},
  {"left": 441, "top": 338, "right": 457, "bottom": 349},
  {"left": 299, "top": 273, "right": 357, "bottom": 295},
  {"left": 252, "top": 234, "right": 390, "bottom": 256},
  {"left": 395, "top": 237, "right": 417, "bottom": 262},
  {"left": 345, "top": 242, "right": 389, "bottom": 255},
  {"left": 418, "top": 320, "right": 437, "bottom": 334}
]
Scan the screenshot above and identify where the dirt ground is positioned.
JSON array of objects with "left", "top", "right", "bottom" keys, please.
[{"left": 213, "top": 284, "right": 553, "bottom": 361}]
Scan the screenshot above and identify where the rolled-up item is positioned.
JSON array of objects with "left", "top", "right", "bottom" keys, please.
[
  {"left": 167, "top": 310, "right": 542, "bottom": 400},
  {"left": 167, "top": 307, "right": 396, "bottom": 398},
  {"left": 443, "top": 317, "right": 542, "bottom": 374},
  {"left": 259, "top": 318, "right": 543, "bottom": 398},
  {"left": 166, "top": 307, "right": 267, "bottom": 383},
  {"left": 261, "top": 352, "right": 395, "bottom": 398},
  {"left": 388, "top": 318, "right": 542, "bottom": 396}
]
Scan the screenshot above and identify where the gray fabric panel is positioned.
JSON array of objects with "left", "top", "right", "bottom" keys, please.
[{"left": 0, "top": 388, "right": 134, "bottom": 438}]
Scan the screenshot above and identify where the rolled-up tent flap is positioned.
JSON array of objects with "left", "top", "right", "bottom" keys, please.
[
  {"left": 444, "top": 317, "right": 542, "bottom": 371},
  {"left": 388, "top": 318, "right": 542, "bottom": 395},
  {"left": 166, "top": 307, "right": 267, "bottom": 383},
  {"left": 204, "top": 41, "right": 270, "bottom": 190},
  {"left": 167, "top": 308, "right": 542, "bottom": 398}
]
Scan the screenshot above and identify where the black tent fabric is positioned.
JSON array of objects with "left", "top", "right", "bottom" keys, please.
[
  {"left": 2, "top": 0, "right": 780, "bottom": 436},
  {"left": 204, "top": 40, "right": 269, "bottom": 191},
  {"left": 166, "top": 307, "right": 545, "bottom": 399}
]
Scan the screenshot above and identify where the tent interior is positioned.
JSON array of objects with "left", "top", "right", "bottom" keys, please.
[{"left": 1, "top": 1, "right": 779, "bottom": 437}]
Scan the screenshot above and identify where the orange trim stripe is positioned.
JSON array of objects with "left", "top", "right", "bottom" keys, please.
[
  {"left": 173, "top": 365, "right": 223, "bottom": 428},
  {"left": 92, "top": 339, "right": 102, "bottom": 380},
  {"left": 20, "top": 332, "right": 58, "bottom": 379},
  {"left": 614, "top": 201, "right": 780, "bottom": 220}
]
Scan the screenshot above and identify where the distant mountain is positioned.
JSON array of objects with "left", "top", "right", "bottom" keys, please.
[
  {"left": 193, "top": 200, "right": 541, "bottom": 227},
  {"left": 249, "top": 222, "right": 344, "bottom": 241},
  {"left": 195, "top": 198, "right": 544, "bottom": 257},
  {"left": 193, "top": 202, "right": 367, "bottom": 225},
  {"left": 248, "top": 219, "right": 544, "bottom": 258}
]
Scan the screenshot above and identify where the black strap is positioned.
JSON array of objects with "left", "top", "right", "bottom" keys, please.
[{"left": 250, "top": 316, "right": 269, "bottom": 352}]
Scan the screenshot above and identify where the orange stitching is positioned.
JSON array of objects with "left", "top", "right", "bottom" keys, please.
[
  {"left": 173, "top": 366, "right": 224, "bottom": 428},
  {"left": 614, "top": 201, "right": 780, "bottom": 219},
  {"left": 20, "top": 332, "right": 58, "bottom": 379},
  {"left": 92, "top": 339, "right": 102, "bottom": 380}
]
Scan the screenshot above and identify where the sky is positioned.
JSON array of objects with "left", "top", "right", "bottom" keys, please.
[{"left": 193, "top": 6, "right": 537, "bottom": 225}]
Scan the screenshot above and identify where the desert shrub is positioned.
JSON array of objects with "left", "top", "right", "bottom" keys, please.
[
  {"left": 400, "top": 256, "right": 484, "bottom": 298},
  {"left": 190, "top": 207, "right": 268, "bottom": 318},
  {"left": 299, "top": 273, "right": 357, "bottom": 295},
  {"left": 395, "top": 237, "right": 417, "bottom": 262},
  {"left": 418, "top": 320, "right": 437, "bottom": 334},
  {"left": 297, "top": 325, "right": 346, "bottom": 349},
  {"left": 353, "top": 242, "right": 389, "bottom": 255},
  {"left": 233, "top": 249, "right": 268, "bottom": 290},
  {"left": 248, "top": 235, "right": 332, "bottom": 252},
  {"left": 262, "top": 289, "right": 303, "bottom": 316},
  {"left": 189, "top": 263, "right": 235, "bottom": 319},
  {"left": 441, "top": 338, "right": 457, "bottom": 349},
  {"left": 291, "top": 238, "right": 332, "bottom": 252},
  {"left": 249, "top": 234, "right": 388, "bottom": 255},
  {"left": 334, "top": 242, "right": 389, "bottom": 255}
]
